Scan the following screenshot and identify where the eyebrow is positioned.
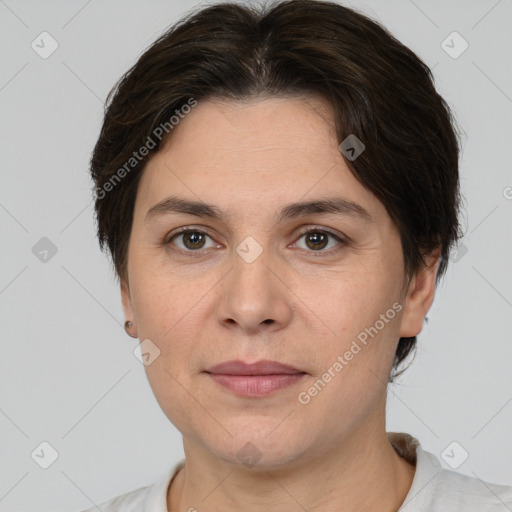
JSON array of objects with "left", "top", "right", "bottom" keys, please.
[{"left": 145, "top": 195, "right": 373, "bottom": 224}]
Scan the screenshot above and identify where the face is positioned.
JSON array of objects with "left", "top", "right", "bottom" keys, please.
[{"left": 121, "top": 95, "right": 437, "bottom": 469}]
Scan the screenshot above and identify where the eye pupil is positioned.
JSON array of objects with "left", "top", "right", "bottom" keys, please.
[
  {"left": 306, "top": 232, "right": 328, "bottom": 250},
  {"left": 184, "top": 232, "right": 205, "bottom": 249}
]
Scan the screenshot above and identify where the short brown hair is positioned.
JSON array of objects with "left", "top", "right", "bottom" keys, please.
[{"left": 90, "top": 0, "right": 462, "bottom": 377}]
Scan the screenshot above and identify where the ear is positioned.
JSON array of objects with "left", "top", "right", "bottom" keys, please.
[
  {"left": 399, "top": 247, "right": 442, "bottom": 338},
  {"left": 121, "top": 279, "right": 136, "bottom": 331}
]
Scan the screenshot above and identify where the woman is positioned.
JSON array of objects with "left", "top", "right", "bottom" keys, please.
[{"left": 83, "top": 0, "right": 512, "bottom": 510}]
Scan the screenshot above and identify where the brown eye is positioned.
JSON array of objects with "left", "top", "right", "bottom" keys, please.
[
  {"left": 181, "top": 231, "right": 206, "bottom": 250},
  {"left": 304, "top": 232, "right": 329, "bottom": 250},
  {"left": 294, "top": 228, "right": 345, "bottom": 254},
  {"left": 166, "top": 229, "right": 217, "bottom": 253}
]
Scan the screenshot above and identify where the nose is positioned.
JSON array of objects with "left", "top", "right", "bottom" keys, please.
[{"left": 214, "top": 242, "right": 294, "bottom": 335}]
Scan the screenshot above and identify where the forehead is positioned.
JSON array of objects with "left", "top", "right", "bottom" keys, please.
[
  {"left": 158, "top": 95, "right": 339, "bottom": 166},
  {"left": 134, "top": 96, "right": 384, "bottom": 222},
  {"left": 197, "top": 94, "right": 337, "bottom": 132}
]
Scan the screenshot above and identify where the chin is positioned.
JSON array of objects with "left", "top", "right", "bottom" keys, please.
[{"left": 204, "top": 422, "right": 312, "bottom": 471}]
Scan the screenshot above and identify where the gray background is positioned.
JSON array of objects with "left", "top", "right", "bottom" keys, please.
[{"left": 1, "top": 0, "right": 511, "bottom": 510}]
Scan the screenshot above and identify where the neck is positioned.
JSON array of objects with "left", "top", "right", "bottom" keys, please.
[{"left": 168, "top": 423, "right": 416, "bottom": 512}]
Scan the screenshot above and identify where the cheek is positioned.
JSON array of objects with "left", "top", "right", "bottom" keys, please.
[
  {"left": 303, "top": 269, "right": 403, "bottom": 398},
  {"left": 129, "top": 261, "right": 189, "bottom": 337},
  {"left": 311, "top": 267, "right": 400, "bottom": 339},
  {"left": 143, "top": 358, "right": 206, "bottom": 441}
]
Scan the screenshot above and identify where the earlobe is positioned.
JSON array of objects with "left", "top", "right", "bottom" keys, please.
[{"left": 398, "top": 249, "right": 441, "bottom": 338}]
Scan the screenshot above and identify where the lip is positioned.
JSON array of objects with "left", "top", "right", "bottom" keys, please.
[
  {"left": 206, "top": 359, "right": 304, "bottom": 375},
  {"left": 204, "top": 360, "right": 307, "bottom": 397}
]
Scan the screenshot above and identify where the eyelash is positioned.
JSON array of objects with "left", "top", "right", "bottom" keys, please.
[{"left": 163, "top": 226, "right": 347, "bottom": 257}]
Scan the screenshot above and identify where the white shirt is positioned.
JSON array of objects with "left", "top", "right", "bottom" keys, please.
[{"left": 80, "top": 432, "right": 512, "bottom": 511}]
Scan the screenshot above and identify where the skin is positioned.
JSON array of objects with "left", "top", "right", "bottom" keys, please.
[{"left": 120, "top": 95, "right": 440, "bottom": 511}]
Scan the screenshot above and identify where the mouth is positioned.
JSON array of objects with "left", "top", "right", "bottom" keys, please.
[{"left": 204, "top": 360, "right": 307, "bottom": 397}]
